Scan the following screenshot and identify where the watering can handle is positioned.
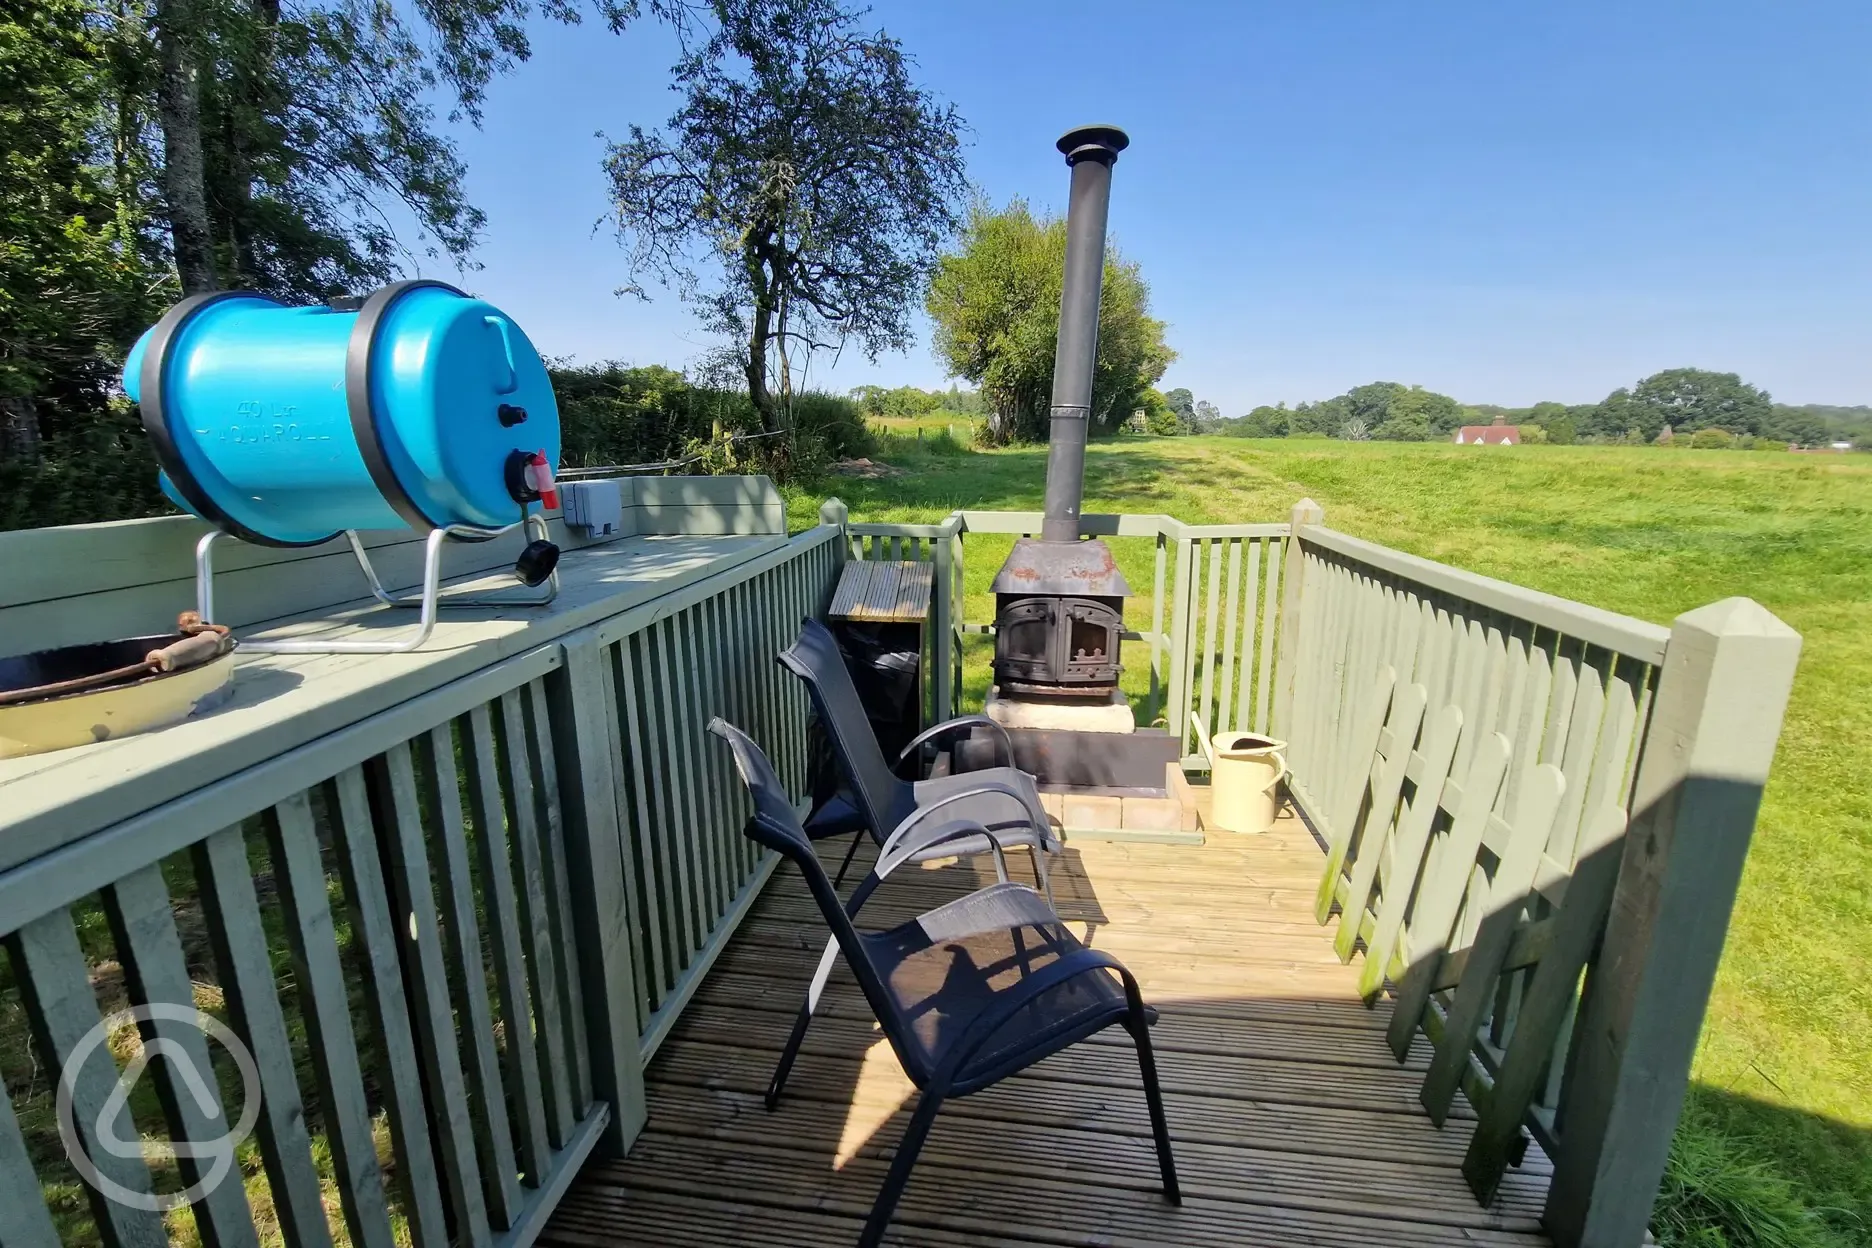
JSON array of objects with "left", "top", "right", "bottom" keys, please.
[{"left": 1258, "top": 751, "right": 1289, "bottom": 795}]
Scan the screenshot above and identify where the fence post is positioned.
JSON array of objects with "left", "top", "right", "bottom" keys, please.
[
  {"left": 931, "top": 517, "right": 956, "bottom": 721},
  {"left": 1164, "top": 531, "right": 1196, "bottom": 751},
  {"left": 1543, "top": 597, "right": 1800, "bottom": 1247},
  {"left": 1271, "top": 498, "right": 1324, "bottom": 741},
  {"left": 547, "top": 634, "right": 648, "bottom": 1157}
]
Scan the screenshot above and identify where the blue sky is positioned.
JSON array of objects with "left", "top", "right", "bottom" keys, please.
[{"left": 430, "top": 1, "right": 1872, "bottom": 412}]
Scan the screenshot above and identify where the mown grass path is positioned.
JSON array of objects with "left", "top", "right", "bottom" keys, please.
[{"left": 790, "top": 435, "right": 1871, "bottom": 1242}]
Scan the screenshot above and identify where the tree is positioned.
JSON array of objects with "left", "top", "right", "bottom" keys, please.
[
  {"left": 605, "top": 0, "right": 967, "bottom": 432},
  {"left": 1, "top": 1, "right": 167, "bottom": 457},
  {"left": 1230, "top": 403, "right": 1289, "bottom": 437},
  {"left": 1193, "top": 398, "right": 1220, "bottom": 431},
  {"left": 138, "top": 0, "right": 667, "bottom": 297},
  {"left": 1163, "top": 388, "right": 1196, "bottom": 428},
  {"left": 1628, "top": 368, "right": 1771, "bottom": 437},
  {"left": 925, "top": 199, "right": 1174, "bottom": 443}
]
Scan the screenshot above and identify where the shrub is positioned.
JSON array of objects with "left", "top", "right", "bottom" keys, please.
[
  {"left": 1690, "top": 427, "right": 1736, "bottom": 450},
  {"left": 0, "top": 404, "right": 172, "bottom": 530},
  {"left": 549, "top": 361, "right": 868, "bottom": 483}
]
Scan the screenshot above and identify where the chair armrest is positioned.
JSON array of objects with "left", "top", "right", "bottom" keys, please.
[
  {"left": 846, "top": 818, "right": 1011, "bottom": 922},
  {"left": 884, "top": 782, "right": 1056, "bottom": 858},
  {"left": 877, "top": 819, "right": 1010, "bottom": 884},
  {"left": 896, "top": 714, "right": 1014, "bottom": 772}
]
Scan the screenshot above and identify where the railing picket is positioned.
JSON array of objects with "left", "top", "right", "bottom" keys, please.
[
  {"left": 1381, "top": 733, "right": 1514, "bottom": 1046},
  {"left": 1336, "top": 703, "right": 1463, "bottom": 964},
  {"left": 525, "top": 681, "right": 595, "bottom": 1111},
  {"left": 362, "top": 747, "right": 493, "bottom": 1245},
  {"left": 192, "top": 825, "right": 333, "bottom": 1248},
  {"left": 0, "top": 1081, "right": 60, "bottom": 1248},
  {"left": 678, "top": 609, "right": 729, "bottom": 924},
  {"left": 1421, "top": 764, "right": 1567, "bottom": 1125},
  {"left": 1310, "top": 671, "right": 1409, "bottom": 922},
  {"left": 261, "top": 792, "right": 398, "bottom": 1248},
  {"left": 1254, "top": 537, "right": 1281, "bottom": 734},
  {"left": 9, "top": 907, "right": 170, "bottom": 1248},
  {"left": 1217, "top": 537, "right": 1244, "bottom": 735},
  {"left": 102, "top": 864, "right": 263, "bottom": 1248},
  {"left": 613, "top": 639, "right": 671, "bottom": 1007},
  {"left": 415, "top": 726, "right": 523, "bottom": 1228},
  {"left": 496, "top": 691, "right": 577, "bottom": 1146},
  {"left": 1196, "top": 537, "right": 1225, "bottom": 747},
  {"left": 646, "top": 624, "right": 702, "bottom": 964},
  {"left": 326, "top": 766, "right": 452, "bottom": 1248},
  {"left": 1451, "top": 618, "right": 1489, "bottom": 777},
  {"left": 1147, "top": 529, "right": 1167, "bottom": 723},
  {"left": 1546, "top": 653, "right": 1606, "bottom": 867},
  {"left": 1165, "top": 536, "right": 1195, "bottom": 750},
  {"left": 1463, "top": 803, "right": 1630, "bottom": 1201},
  {"left": 460, "top": 704, "right": 553, "bottom": 1182}
]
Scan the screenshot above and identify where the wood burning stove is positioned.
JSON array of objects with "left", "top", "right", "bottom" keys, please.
[
  {"left": 991, "top": 535, "right": 1129, "bottom": 698},
  {"left": 994, "top": 595, "right": 1124, "bottom": 695},
  {"left": 984, "top": 125, "right": 1135, "bottom": 705}
]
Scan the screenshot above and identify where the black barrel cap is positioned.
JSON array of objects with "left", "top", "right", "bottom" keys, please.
[
  {"left": 514, "top": 540, "right": 560, "bottom": 587},
  {"left": 1057, "top": 125, "right": 1130, "bottom": 165}
]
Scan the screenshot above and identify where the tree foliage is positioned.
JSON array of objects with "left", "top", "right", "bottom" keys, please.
[
  {"left": 925, "top": 198, "right": 1174, "bottom": 444},
  {"left": 604, "top": 0, "right": 967, "bottom": 433},
  {"left": 2, "top": 0, "right": 673, "bottom": 472},
  {"left": 1218, "top": 382, "right": 1470, "bottom": 441}
]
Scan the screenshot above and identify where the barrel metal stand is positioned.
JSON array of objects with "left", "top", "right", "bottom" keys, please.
[{"left": 194, "top": 514, "right": 560, "bottom": 655}]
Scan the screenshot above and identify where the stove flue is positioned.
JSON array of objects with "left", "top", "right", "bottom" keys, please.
[{"left": 990, "top": 125, "right": 1132, "bottom": 700}]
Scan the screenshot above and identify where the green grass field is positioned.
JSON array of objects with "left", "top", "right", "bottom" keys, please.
[{"left": 788, "top": 434, "right": 1872, "bottom": 1246}]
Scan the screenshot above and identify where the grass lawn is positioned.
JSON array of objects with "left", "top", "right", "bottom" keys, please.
[{"left": 787, "top": 433, "right": 1872, "bottom": 1245}]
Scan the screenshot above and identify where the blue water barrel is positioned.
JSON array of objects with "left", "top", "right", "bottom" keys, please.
[{"left": 124, "top": 281, "right": 561, "bottom": 546}]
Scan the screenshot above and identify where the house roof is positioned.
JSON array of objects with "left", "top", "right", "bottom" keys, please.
[{"left": 1455, "top": 425, "right": 1520, "bottom": 445}]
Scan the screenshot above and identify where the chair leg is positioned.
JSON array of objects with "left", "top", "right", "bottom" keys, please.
[
  {"left": 1031, "top": 843, "right": 1058, "bottom": 910},
  {"left": 766, "top": 1001, "right": 815, "bottom": 1111},
  {"left": 1128, "top": 1013, "right": 1181, "bottom": 1203},
  {"left": 833, "top": 826, "right": 867, "bottom": 888},
  {"left": 859, "top": 1086, "right": 945, "bottom": 1248}
]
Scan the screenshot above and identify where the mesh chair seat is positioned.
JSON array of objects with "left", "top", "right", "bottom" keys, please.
[{"left": 864, "top": 890, "right": 1137, "bottom": 1094}]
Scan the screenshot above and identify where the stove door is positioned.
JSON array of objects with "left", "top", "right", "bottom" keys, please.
[{"left": 995, "top": 598, "right": 1057, "bottom": 682}]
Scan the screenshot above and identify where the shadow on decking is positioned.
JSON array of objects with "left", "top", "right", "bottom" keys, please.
[{"left": 543, "top": 820, "right": 1554, "bottom": 1247}]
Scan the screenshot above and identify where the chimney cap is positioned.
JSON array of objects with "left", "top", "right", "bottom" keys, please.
[{"left": 1058, "top": 125, "right": 1129, "bottom": 166}]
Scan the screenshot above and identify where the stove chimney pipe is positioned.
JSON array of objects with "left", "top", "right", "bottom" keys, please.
[{"left": 1041, "top": 124, "right": 1129, "bottom": 544}]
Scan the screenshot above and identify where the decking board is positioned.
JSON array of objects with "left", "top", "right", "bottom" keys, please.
[{"left": 543, "top": 810, "right": 1552, "bottom": 1246}]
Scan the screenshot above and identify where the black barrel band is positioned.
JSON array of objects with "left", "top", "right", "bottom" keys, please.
[
  {"left": 345, "top": 279, "right": 465, "bottom": 532},
  {"left": 139, "top": 291, "right": 340, "bottom": 549}
]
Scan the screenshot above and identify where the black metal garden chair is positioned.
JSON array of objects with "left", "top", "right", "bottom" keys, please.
[
  {"left": 780, "top": 616, "right": 1062, "bottom": 902},
  {"left": 707, "top": 717, "right": 1180, "bottom": 1248}
]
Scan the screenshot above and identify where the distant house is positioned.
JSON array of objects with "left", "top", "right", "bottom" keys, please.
[{"left": 1454, "top": 416, "right": 1520, "bottom": 446}]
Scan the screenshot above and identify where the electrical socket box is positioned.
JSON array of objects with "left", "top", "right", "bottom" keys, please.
[{"left": 562, "top": 479, "right": 624, "bottom": 537}]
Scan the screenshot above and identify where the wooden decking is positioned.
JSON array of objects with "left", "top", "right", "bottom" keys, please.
[{"left": 542, "top": 811, "right": 1554, "bottom": 1247}]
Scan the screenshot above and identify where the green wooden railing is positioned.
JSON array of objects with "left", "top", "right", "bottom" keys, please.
[
  {"left": 835, "top": 497, "right": 1802, "bottom": 1248},
  {"left": 823, "top": 502, "right": 1288, "bottom": 758},
  {"left": 1275, "top": 499, "right": 1801, "bottom": 1246},
  {"left": 0, "top": 515, "right": 842, "bottom": 1248}
]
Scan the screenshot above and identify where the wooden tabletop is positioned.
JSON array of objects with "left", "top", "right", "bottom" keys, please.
[{"left": 828, "top": 560, "right": 933, "bottom": 623}]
